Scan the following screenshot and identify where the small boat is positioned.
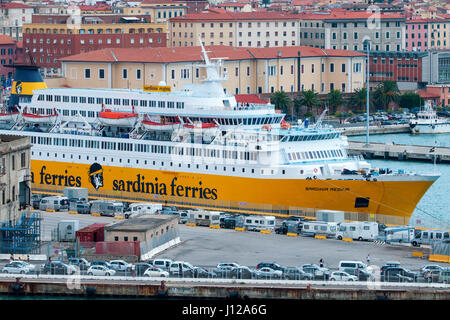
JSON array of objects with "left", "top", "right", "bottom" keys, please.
[
  {"left": 98, "top": 108, "right": 138, "bottom": 127},
  {"left": 409, "top": 100, "right": 450, "bottom": 134},
  {"left": 22, "top": 107, "right": 58, "bottom": 124},
  {"left": 0, "top": 110, "right": 19, "bottom": 123},
  {"left": 142, "top": 115, "right": 180, "bottom": 131}
]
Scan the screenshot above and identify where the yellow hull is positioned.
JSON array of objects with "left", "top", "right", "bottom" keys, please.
[{"left": 30, "top": 160, "right": 436, "bottom": 223}]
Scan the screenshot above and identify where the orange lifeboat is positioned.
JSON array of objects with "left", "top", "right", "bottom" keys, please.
[{"left": 98, "top": 106, "right": 138, "bottom": 127}]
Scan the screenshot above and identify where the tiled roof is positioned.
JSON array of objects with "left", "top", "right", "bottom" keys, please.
[
  {"left": 0, "top": 2, "right": 32, "bottom": 9},
  {"left": 60, "top": 45, "right": 365, "bottom": 63},
  {"left": 169, "top": 9, "right": 299, "bottom": 21},
  {"left": 0, "top": 35, "right": 16, "bottom": 45},
  {"left": 297, "top": 10, "right": 406, "bottom": 20}
]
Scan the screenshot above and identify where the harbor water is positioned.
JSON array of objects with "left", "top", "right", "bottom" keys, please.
[{"left": 349, "top": 133, "right": 450, "bottom": 229}]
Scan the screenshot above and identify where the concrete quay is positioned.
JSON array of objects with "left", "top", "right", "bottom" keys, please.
[
  {"left": 0, "top": 276, "right": 449, "bottom": 300},
  {"left": 341, "top": 124, "right": 410, "bottom": 136},
  {"left": 347, "top": 141, "right": 450, "bottom": 164}
]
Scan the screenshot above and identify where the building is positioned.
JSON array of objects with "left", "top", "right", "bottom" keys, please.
[
  {"left": 422, "top": 50, "right": 450, "bottom": 85},
  {"left": 419, "top": 84, "right": 450, "bottom": 107},
  {"left": 298, "top": 10, "right": 406, "bottom": 52},
  {"left": 0, "top": 135, "right": 32, "bottom": 223},
  {"left": 0, "top": 35, "right": 20, "bottom": 82},
  {"left": 104, "top": 215, "right": 179, "bottom": 260},
  {"left": 58, "top": 45, "right": 366, "bottom": 95},
  {"left": 168, "top": 9, "right": 300, "bottom": 48},
  {"left": 368, "top": 51, "right": 427, "bottom": 90},
  {"left": 22, "top": 14, "right": 167, "bottom": 77},
  {"left": 405, "top": 17, "right": 450, "bottom": 52},
  {"left": 123, "top": 0, "right": 188, "bottom": 23},
  {"left": 0, "top": 2, "right": 34, "bottom": 40}
]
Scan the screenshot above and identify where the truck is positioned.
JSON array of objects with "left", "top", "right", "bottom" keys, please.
[
  {"left": 90, "top": 200, "right": 123, "bottom": 217},
  {"left": 124, "top": 202, "right": 163, "bottom": 219},
  {"left": 336, "top": 221, "right": 379, "bottom": 241}
]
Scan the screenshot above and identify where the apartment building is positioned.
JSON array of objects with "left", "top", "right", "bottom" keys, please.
[
  {"left": 22, "top": 14, "right": 167, "bottom": 77},
  {"left": 168, "top": 10, "right": 300, "bottom": 48},
  {"left": 0, "top": 35, "right": 19, "bottom": 81},
  {"left": 58, "top": 45, "right": 365, "bottom": 95},
  {"left": 0, "top": 135, "right": 31, "bottom": 223},
  {"left": 122, "top": 0, "right": 188, "bottom": 23},
  {"left": 0, "top": 2, "right": 34, "bottom": 40},
  {"left": 405, "top": 18, "right": 450, "bottom": 52}
]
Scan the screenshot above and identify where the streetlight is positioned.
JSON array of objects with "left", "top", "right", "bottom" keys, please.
[{"left": 364, "top": 39, "right": 371, "bottom": 146}]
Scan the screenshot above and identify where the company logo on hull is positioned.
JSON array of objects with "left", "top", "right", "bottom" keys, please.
[{"left": 89, "top": 163, "right": 104, "bottom": 190}]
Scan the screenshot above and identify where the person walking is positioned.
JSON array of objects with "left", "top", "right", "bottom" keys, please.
[
  {"left": 319, "top": 258, "right": 324, "bottom": 268},
  {"left": 366, "top": 254, "right": 371, "bottom": 265}
]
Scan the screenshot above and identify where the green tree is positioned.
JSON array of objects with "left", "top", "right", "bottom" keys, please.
[
  {"left": 373, "top": 80, "right": 399, "bottom": 111},
  {"left": 294, "top": 89, "right": 320, "bottom": 115},
  {"left": 350, "top": 88, "right": 370, "bottom": 112},
  {"left": 327, "top": 89, "right": 344, "bottom": 113},
  {"left": 270, "top": 90, "right": 292, "bottom": 114},
  {"left": 262, "top": 0, "right": 271, "bottom": 7},
  {"left": 398, "top": 92, "right": 424, "bottom": 110}
]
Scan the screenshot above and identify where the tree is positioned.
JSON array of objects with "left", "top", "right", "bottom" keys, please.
[
  {"left": 373, "top": 80, "right": 399, "bottom": 111},
  {"left": 398, "top": 92, "right": 424, "bottom": 110},
  {"left": 262, "top": 0, "right": 271, "bottom": 7},
  {"left": 294, "top": 89, "right": 320, "bottom": 115},
  {"left": 270, "top": 90, "right": 292, "bottom": 114},
  {"left": 327, "top": 89, "right": 344, "bottom": 113},
  {"left": 350, "top": 88, "right": 369, "bottom": 112}
]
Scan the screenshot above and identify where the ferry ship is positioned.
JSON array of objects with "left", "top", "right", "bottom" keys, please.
[
  {"left": 409, "top": 100, "right": 450, "bottom": 134},
  {"left": 0, "top": 46, "right": 439, "bottom": 224}
]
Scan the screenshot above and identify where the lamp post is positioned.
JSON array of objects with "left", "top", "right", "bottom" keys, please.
[{"left": 364, "top": 40, "right": 370, "bottom": 146}]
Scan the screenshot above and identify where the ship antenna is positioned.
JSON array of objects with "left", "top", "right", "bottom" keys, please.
[
  {"left": 199, "top": 37, "right": 210, "bottom": 66},
  {"left": 313, "top": 107, "right": 328, "bottom": 129}
]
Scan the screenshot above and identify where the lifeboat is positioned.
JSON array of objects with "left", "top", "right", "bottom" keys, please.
[
  {"left": 0, "top": 109, "right": 19, "bottom": 123},
  {"left": 183, "top": 122, "right": 217, "bottom": 130},
  {"left": 142, "top": 115, "right": 181, "bottom": 131},
  {"left": 280, "top": 119, "right": 291, "bottom": 130},
  {"left": 22, "top": 107, "right": 58, "bottom": 124},
  {"left": 98, "top": 108, "right": 138, "bottom": 127}
]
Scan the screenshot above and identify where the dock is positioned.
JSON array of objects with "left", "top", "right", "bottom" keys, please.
[
  {"left": 341, "top": 124, "right": 410, "bottom": 136},
  {"left": 347, "top": 141, "right": 450, "bottom": 163}
]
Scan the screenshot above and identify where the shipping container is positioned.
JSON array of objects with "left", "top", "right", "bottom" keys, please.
[
  {"left": 75, "top": 223, "right": 107, "bottom": 243},
  {"left": 95, "top": 241, "right": 140, "bottom": 257}
]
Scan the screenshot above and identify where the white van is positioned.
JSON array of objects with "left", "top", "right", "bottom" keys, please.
[
  {"left": 125, "top": 202, "right": 163, "bottom": 219},
  {"left": 301, "top": 221, "right": 338, "bottom": 237},
  {"left": 412, "top": 229, "right": 450, "bottom": 247},
  {"left": 39, "top": 196, "right": 69, "bottom": 211},
  {"left": 243, "top": 215, "right": 276, "bottom": 232},
  {"left": 152, "top": 258, "right": 172, "bottom": 271},
  {"left": 169, "top": 261, "right": 195, "bottom": 276},
  {"left": 338, "top": 261, "right": 368, "bottom": 272},
  {"left": 336, "top": 221, "right": 379, "bottom": 241}
]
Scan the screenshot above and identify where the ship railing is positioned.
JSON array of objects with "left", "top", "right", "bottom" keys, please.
[{"left": 235, "top": 103, "right": 273, "bottom": 111}]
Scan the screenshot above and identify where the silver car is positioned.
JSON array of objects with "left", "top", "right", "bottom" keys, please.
[{"left": 2, "top": 261, "right": 36, "bottom": 274}]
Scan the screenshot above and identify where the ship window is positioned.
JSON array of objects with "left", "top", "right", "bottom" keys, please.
[
  {"left": 88, "top": 97, "right": 95, "bottom": 104},
  {"left": 149, "top": 100, "right": 156, "bottom": 107},
  {"left": 122, "top": 99, "right": 129, "bottom": 106},
  {"left": 114, "top": 98, "right": 121, "bottom": 105},
  {"left": 79, "top": 97, "right": 86, "bottom": 103},
  {"left": 96, "top": 98, "right": 103, "bottom": 104},
  {"left": 140, "top": 100, "right": 147, "bottom": 107},
  {"left": 37, "top": 94, "right": 44, "bottom": 101},
  {"left": 71, "top": 96, "right": 78, "bottom": 103},
  {"left": 105, "top": 98, "right": 112, "bottom": 104},
  {"left": 158, "top": 101, "right": 165, "bottom": 108}
]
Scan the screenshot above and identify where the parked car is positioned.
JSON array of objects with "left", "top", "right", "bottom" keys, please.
[
  {"left": 109, "top": 260, "right": 134, "bottom": 272},
  {"left": 330, "top": 271, "right": 358, "bottom": 281},
  {"left": 300, "top": 264, "right": 331, "bottom": 280},
  {"left": 424, "top": 269, "right": 442, "bottom": 283},
  {"left": 439, "top": 268, "right": 450, "bottom": 284},
  {"left": 76, "top": 203, "right": 91, "bottom": 214},
  {"left": 143, "top": 266, "right": 169, "bottom": 277},
  {"left": 284, "top": 267, "right": 313, "bottom": 280},
  {"left": 213, "top": 265, "right": 236, "bottom": 278},
  {"left": 135, "top": 263, "right": 153, "bottom": 277},
  {"left": 90, "top": 260, "right": 114, "bottom": 269},
  {"left": 152, "top": 259, "right": 172, "bottom": 271},
  {"left": 382, "top": 267, "right": 418, "bottom": 282},
  {"left": 42, "top": 262, "right": 76, "bottom": 275},
  {"left": 169, "top": 261, "right": 195, "bottom": 277},
  {"left": 216, "top": 262, "right": 240, "bottom": 269},
  {"left": 87, "top": 265, "right": 116, "bottom": 276},
  {"left": 256, "top": 267, "right": 283, "bottom": 279},
  {"left": 178, "top": 211, "right": 188, "bottom": 224},
  {"left": 256, "top": 262, "right": 287, "bottom": 273},
  {"left": 192, "top": 267, "right": 217, "bottom": 278},
  {"left": 419, "top": 264, "right": 444, "bottom": 278},
  {"left": 230, "top": 266, "right": 258, "bottom": 279},
  {"left": 2, "top": 261, "right": 36, "bottom": 274},
  {"left": 68, "top": 258, "right": 90, "bottom": 271},
  {"left": 380, "top": 261, "right": 401, "bottom": 277},
  {"left": 343, "top": 268, "right": 372, "bottom": 281}
]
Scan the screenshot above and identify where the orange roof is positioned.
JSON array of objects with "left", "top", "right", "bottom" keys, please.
[
  {"left": 60, "top": 45, "right": 365, "bottom": 63},
  {"left": 0, "top": 3, "right": 32, "bottom": 9},
  {"left": 297, "top": 10, "right": 406, "bottom": 20},
  {"left": 0, "top": 35, "right": 16, "bottom": 45},
  {"left": 170, "top": 9, "right": 299, "bottom": 21}
]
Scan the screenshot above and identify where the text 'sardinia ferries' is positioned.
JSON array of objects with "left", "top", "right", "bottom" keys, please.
[{"left": 0, "top": 45, "right": 438, "bottom": 224}]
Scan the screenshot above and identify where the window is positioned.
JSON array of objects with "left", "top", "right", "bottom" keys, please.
[
  {"left": 341, "top": 64, "right": 345, "bottom": 73},
  {"left": 84, "top": 69, "right": 90, "bottom": 79},
  {"left": 330, "top": 63, "right": 334, "bottom": 73},
  {"left": 98, "top": 69, "right": 105, "bottom": 79},
  {"left": 136, "top": 69, "right": 141, "bottom": 80},
  {"left": 122, "top": 69, "right": 128, "bottom": 79},
  {"left": 181, "top": 68, "right": 190, "bottom": 79}
]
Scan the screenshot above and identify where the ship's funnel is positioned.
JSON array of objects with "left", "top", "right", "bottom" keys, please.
[{"left": 7, "top": 65, "right": 47, "bottom": 107}]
